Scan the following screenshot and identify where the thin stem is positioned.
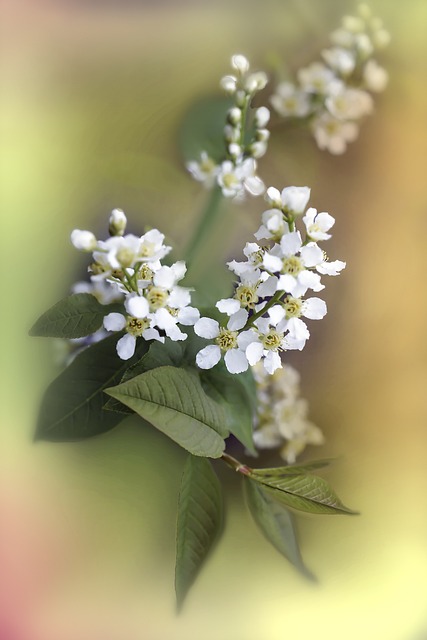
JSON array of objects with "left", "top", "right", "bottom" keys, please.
[
  {"left": 243, "top": 290, "right": 284, "bottom": 330},
  {"left": 184, "top": 186, "right": 224, "bottom": 268},
  {"left": 221, "top": 453, "right": 251, "bottom": 475},
  {"left": 239, "top": 95, "right": 251, "bottom": 150}
]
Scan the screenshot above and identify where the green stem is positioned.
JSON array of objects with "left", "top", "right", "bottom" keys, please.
[
  {"left": 239, "top": 95, "right": 251, "bottom": 149},
  {"left": 221, "top": 453, "right": 251, "bottom": 475},
  {"left": 184, "top": 186, "right": 224, "bottom": 268},
  {"left": 243, "top": 290, "right": 284, "bottom": 330}
]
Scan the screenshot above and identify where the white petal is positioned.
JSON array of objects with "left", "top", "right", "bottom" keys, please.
[
  {"left": 196, "top": 345, "right": 221, "bottom": 370},
  {"left": 153, "top": 266, "right": 175, "bottom": 289},
  {"left": 300, "top": 243, "right": 324, "bottom": 267},
  {"left": 171, "top": 261, "right": 187, "bottom": 282},
  {"left": 227, "top": 308, "right": 248, "bottom": 331},
  {"left": 298, "top": 270, "right": 324, "bottom": 293},
  {"left": 287, "top": 317, "right": 310, "bottom": 340},
  {"left": 280, "top": 231, "right": 302, "bottom": 256},
  {"left": 194, "top": 317, "right": 220, "bottom": 339},
  {"left": 257, "top": 275, "right": 278, "bottom": 297},
  {"left": 116, "top": 333, "right": 136, "bottom": 360},
  {"left": 224, "top": 349, "right": 249, "bottom": 374},
  {"left": 237, "top": 329, "right": 258, "bottom": 350},
  {"left": 142, "top": 328, "right": 165, "bottom": 343},
  {"left": 302, "top": 207, "right": 316, "bottom": 228},
  {"left": 317, "top": 260, "right": 346, "bottom": 275},
  {"left": 165, "top": 325, "right": 187, "bottom": 341},
  {"left": 244, "top": 176, "right": 265, "bottom": 196},
  {"left": 103, "top": 312, "right": 126, "bottom": 332},
  {"left": 265, "top": 186, "right": 281, "bottom": 207},
  {"left": 268, "top": 305, "right": 286, "bottom": 325},
  {"left": 168, "top": 286, "right": 191, "bottom": 308},
  {"left": 125, "top": 295, "right": 149, "bottom": 318},
  {"left": 246, "top": 341, "right": 264, "bottom": 366},
  {"left": 281, "top": 186, "right": 310, "bottom": 214},
  {"left": 264, "top": 351, "right": 282, "bottom": 374},
  {"left": 254, "top": 225, "right": 271, "bottom": 240},
  {"left": 277, "top": 274, "right": 298, "bottom": 294},
  {"left": 216, "top": 298, "right": 240, "bottom": 315},
  {"left": 263, "top": 253, "right": 283, "bottom": 272},
  {"left": 154, "top": 307, "right": 176, "bottom": 330},
  {"left": 302, "top": 297, "right": 327, "bottom": 319},
  {"left": 316, "top": 211, "right": 335, "bottom": 231},
  {"left": 177, "top": 306, "right": 200, "bottom": 326}
]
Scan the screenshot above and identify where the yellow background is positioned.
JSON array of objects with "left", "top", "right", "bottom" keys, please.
[{"left": 2, "top": 1, "right": 427, "bottom": 638}]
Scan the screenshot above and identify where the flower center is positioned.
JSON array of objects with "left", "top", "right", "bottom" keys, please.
[
  {"left": 216, "top": 328, "right": 238, "bottom": 352},
  {"left": 222, "top": 173, "right": 239, "bottom": 189},
  {"left": 282, "top": 256, "right": 303, "bottom": 275},
  {"left": 136, "top": 264, "right": 154, "bottom": 282},
  {"left": 283, "top": 296, "right": 302, "bottom": 318},
  {"left": 139, "top": 241, "right": 155, "bottom": 258},
  {"left": 126, "top": 316, "right": 150, "bottom": 337},
  {"left": 235, "top": 285, "right": 259, "bottom": 309},
  {"left": 116, "top": 247, "right": 136, "bottom": 268},
  {"left": 261, "top": 330, "right": 284, "bottom": 351},
  {"left": 146, "top": 286, "right": 168, "bottom": 310}
]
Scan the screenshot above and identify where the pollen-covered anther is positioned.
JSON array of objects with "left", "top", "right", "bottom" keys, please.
[
  {"left": 126, "top": 316, "right": 150, "bottom": 337},
  {"left": 235, "top": 284, "right": 259, "bottom": 309},
  {"left": 216, "top": 328, "right": 239, "bottom": 352},
  {"left": 137, "top": 264, "right": 154, "bottom": 281},
  {"left": 146, "top": 286, "right": 169, "bottom": 310},
  {"left": 283, "top": 296, "right": 303, "bottom": 318},
  {"left": 282, "top": 255, "right": 303, "bottom": 276},
  {"left": 261, "top": 330, "right": 284, "bottom": 351}
]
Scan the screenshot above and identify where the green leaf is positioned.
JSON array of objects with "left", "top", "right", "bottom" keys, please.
[
  {"left": 249, "top": 472, "right": 358, "bottom": 515},
  {"left": 105, "top": 366, "right": 228, "bottom": 458},
  {"left": 243, "top": 479, "right": 314, "bottom": 580},
  {"left": 175, "top": 455, "right": 223, "bottom": 611},
  {"left": 202, "top": 368, "right": 256, "bottom": 455},
  {"left": 30, "top": 293, "right": 123, "bottom": 339},
  {"left": 250, "top": 459, "right": 332, "bottom": 478},
  {"left": 35, "top": 334, "right": 149, "bottom": 441},
  {"left": 178, "top": 95, "right": 232, "bottom": 163}
]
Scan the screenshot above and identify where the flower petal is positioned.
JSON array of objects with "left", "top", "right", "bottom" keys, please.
[
  {"left": 264, "top": 351, "right": 282, "bottom": 374},
  {"left": 116, "top": 333, "right": 136, "bottom": 360},
  {"left": 125, "top": 295, "right": 149, "bottom": 318},
  {"left": 302, "top": 297, "right": 327, "bottom": 319},
  {"left": 103, "top": 312, "right": 126, "bottom": 332},
  {"left": 194, "top": 317, "right": 220, "bottom": 339},
  {"left": 227, "top": 308, "right": 248, "bottom": 331},
  {"left": 224, "top": 349, "right": 249, "bottom": 374},
  {"left": 177, "top": 306, "right": 200, "bottom": 326},
  {"left": 216, "top": 298, "right": 241, "bottom": 315},
  {"left": 300, "top": 243, "right": 324, "bottom": 267},
  {"left": 280, "top": 231, "right": 302, "bottom": 256},
  {"left": 196, "top": 345, "right": 221, "bottom": 369},
  {"left": 246, "top": 341, "right": 264, "bottom": 366}
]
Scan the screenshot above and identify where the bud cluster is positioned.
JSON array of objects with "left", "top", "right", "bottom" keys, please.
[
  {"left": 71, "top": 210, "right": 199, "bottom": 360},
  {"left": 187, "top": 55, "right": 270, "bottom": 200},
  {"left": 270, "top": 3, "right": 389, "bottom": 154}
]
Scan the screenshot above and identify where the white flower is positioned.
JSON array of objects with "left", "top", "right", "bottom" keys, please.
[
  {"left": 217, "top": 158, "right": 264, "bottom": 199},
  {"left": 109, "top": 209, "right": 127, "bottom": 236},
  {"left": 194, "top": 315, "right": 249, "bottom": 374},
  {"left": 363, "top": 59, "right": 388, "bottom": 92},
  {"left": 220, "top": 74, "right": 237, "bottom": 94},
  {"left": 316, "top": 258, "right": 346, "bottom": 276},
  {"left": 270, "top": 82, "right": 311, "bottom": 117},
  {"left": 325, "top": 87, "right": 373, "bottom": 121},
  {"left": 71, "top": 229, "right": 97, "bottom": 252},
  {"left": 231, "top": 54, "right": 250, "bottom": 75},
  {"left": 303, "top": 207, "right": 335, "bottom": 241},
  {"left": 280, "top": 186, "right": 311, "bottom": 215},
  {"left": 254, "top": 106, "right": 270, "bottom": 128},
  {"left": 312, "top": 113, "right": 359, "bottom": 154},
  {"left": 297, "top": 62, "right": 337, "bottom": 94},
  {"left": 186, "top": 152, "right": 218, "bottom": 187},
  {"left": 72, "top": 279, "right": 124, "bottom": 305},
  {"left": 322, "top": 47, "right": 356, "bottom": 75}
]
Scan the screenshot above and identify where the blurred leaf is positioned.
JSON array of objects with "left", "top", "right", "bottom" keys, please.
[
  {"left": 249, "top": 472, "right": 357, "bottom": 515},
  {"left": 243, "top": 478, "right": 314, "bottom": 579},
  {"left": 35, "top": 334, "right": 149, "bottom": 441},
  {"left": 105, "top": 365, "right": 228, "bottom": 458},
  {"left": 30, "top": 293, "right": 122, "bottom": 339},
  {"left": 178, "top": 95, "right": 232, "bottom": 163},
  {"left": 175, "top": 455, "right": 223, "bottom": 611}
]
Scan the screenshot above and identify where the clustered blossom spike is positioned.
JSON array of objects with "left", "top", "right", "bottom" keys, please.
[
  {"left": 194, "top": 185, "right": 345, "bottom": 375},
  {"left": 270, "top": 3, "right": 389, "bottom": 154},
  {"left": 187, "top": 54, "right": 269, "bottom": 199},
  {"left": 252, "top": 363, "right": 324, "bottom": 463},
  {"left": 71, "top": 211, "right": 199, "bottom": 360}
]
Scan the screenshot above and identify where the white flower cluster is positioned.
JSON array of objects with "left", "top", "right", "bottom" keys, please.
[
  {"left": 187, "top": 54, "right": 269, "bottom": 200},
  {"left": 270, "top": 3, "right": 389, "bottom": 154},
  {"left": 194, "top": 186, "right": 345, "bottom": 374},
  {"left": 252, "top": 363, "right": 324, "bottom": 464},
  {"left": 71, "top": 209, "right": 199, "bottom": 360}
]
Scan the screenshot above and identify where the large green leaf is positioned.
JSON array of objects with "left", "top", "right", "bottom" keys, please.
[
  {"left": 249, "top": 472, "right": 357, "bottom": 515},
  {"left": 30, "top": 293, "right": 122, "bottom": 339},
  {"left": 35, "top": 333, "right": 149, "bottom": 441},
  {"left": 105, "top": 366, "right": 228, "bottom": 458},
  {"left": 202, "top": 368, "right": 256, "bottom": 455},
  {"left": 175, "top": 455, "right": 223, "bottom": 611},
  {"left": 243, "top": 478, "right": 314, "bottom": 579}
]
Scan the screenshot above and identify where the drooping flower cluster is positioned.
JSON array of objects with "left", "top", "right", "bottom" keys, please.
[
  {"left": 270, "top": 3, "right": 389, "bottom": 154},
  {"left": 194, "top": 186, "right": 345, "bottom": 375},
  {"left": 187, "top": 55, "right": 269, "bottom": 199},
  {"left": 71, "top": 209, "right": 199, "bottom": 360},
  {"left": 252, "top": 362, "right": 324, "bottom": 464}
]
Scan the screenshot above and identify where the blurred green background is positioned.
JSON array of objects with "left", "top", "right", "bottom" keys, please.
[{"left": 2, "top": 0, "right": 427, "bottom": 638}]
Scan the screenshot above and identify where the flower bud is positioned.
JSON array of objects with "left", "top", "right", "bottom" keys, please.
[
  {"left": 227, "top": 107, "right": 242, "bottom": 125},
  {"left": 220, "top": 75, "right": 237, "bottom": 94},
  {"left": 71, "top": 229, "right": 97, "bottom": 252},
  {"left": 254, "top": 106, "right": 270, "bottom": 128},
  {"left": 256, "top": 128, "right": 270, "bottom": 142},
  {"left": 248, "top": 141, "right": 267, "bottom": 159},
  {"left": 245, "top": 72, "right": 268, "bottom": 93},
  {"left": 265, "top": 187, "right": 282, "bottom": 208},
  {"left": 228, "top": 143, "right": 242, "bottom": 159},
  {"left": 235, "top": 90, "right": 247, "bottom": 108},
  {"left": 224, "top": 124, "right": 240, "bottom": 143},
  {"left": 231, "top": 54, "right": 250, "bottom": 75},
  {"left": 109, "top": 208, "right": 127, "bottom": 236}
]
